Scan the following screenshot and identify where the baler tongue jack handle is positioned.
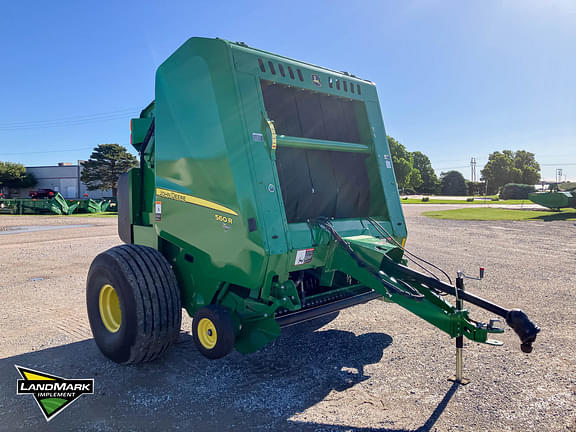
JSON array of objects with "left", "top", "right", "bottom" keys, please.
[{"left": 458, "top": 268, "right": 485, "bottom": 281}]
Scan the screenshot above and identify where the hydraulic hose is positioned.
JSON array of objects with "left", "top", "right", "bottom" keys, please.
[{"left": 311, "top": 219, "right": 424, "bottom": 300}]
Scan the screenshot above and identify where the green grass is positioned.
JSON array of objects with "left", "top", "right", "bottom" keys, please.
[
  {"left": 422, "top": 207, "right": 576, "bottom": 221},
  {"left": 401, "top": 198, "right": 529, "bottom": 205},
  {"left": 66, "top": 212, "right": 118, "bottom": 217}
]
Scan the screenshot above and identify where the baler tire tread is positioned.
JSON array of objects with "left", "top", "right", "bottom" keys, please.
[
  {"left": 120, "top": 244, "right": 182, "bottom": 362},
  {"left": 113, "top": 246, "right": 162, "bottom": 363},
  {"left": 130, "top": 245, "right": 181, "bottom": 355},
  {"left": 86, "top": 244, "right": 181, "bottom": 364},
  {"left": 140, "top": 245, "right": 181, "bottom": 335}
]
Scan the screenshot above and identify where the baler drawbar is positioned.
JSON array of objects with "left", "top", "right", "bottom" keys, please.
[
  {"left": 313, "top": 217, "right": 539, "bottom": 353},
  {"left": 86, "top": 37, "right": 539, "bottom": 378}
]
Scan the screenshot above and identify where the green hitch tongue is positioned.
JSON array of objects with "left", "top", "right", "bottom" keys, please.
[
  {"left": 383, "top": 257, "right": 541, "bottom": 353},
  {"left": 318, "top": 218, "right": 541, "bottom": 353}
]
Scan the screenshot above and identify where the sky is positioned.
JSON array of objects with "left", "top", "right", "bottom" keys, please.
[{"left": 0, "top": 0, "right": 574, "bottom": 181}]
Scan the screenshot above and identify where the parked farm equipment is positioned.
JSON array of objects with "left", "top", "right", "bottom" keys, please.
[
  {"left": 529, "top": 183, "right": 576, "bottom": 210},
  {"left": 0, "top": 193, "right": 74, "bottom": 215},
  {"left": 0, "top": 195, "right": 114, "bottom": 215},
  {"left": 86, "top": 38, "right": 539, "bottom": 380},
  {"left": 72, "top": 198, "right": 114, "bottom": 214}
]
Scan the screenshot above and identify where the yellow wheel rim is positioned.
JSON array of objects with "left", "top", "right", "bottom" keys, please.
[
  {"left": 197, "top": 318, "right": 217, "bottom": 349},
  {"left": 99, "top": 284, "right": 122, "bottom": 333}
]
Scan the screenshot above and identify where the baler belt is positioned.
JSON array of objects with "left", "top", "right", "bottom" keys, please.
[{"left": 276, "top": 147, "right": 372, "bottom": 223}]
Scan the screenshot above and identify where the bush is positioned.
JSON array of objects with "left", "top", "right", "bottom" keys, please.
[
  {"left": 500, "top": 183, "right": 535, "bottom": 200},
  {"left": 466, "top": 197, "right": 474, "bottom": 202},
  {"left": 421, "top": 197, "right": 430, "bottom": 202},
  {"left": 440, "top": 171, "right": 467, "bottom": 196}
]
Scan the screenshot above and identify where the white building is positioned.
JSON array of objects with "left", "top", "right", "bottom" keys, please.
[{"left": 16, "top": 162, "right": 112, "bottom": 199}]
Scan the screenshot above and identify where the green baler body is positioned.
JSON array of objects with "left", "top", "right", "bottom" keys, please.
[{"left": 125, "top": 37, "right": 499, "bottom": 353}]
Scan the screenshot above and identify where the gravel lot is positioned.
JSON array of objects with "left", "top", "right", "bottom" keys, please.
[{"left": 0, "top": 207, "right": 574, "bottom": 431}]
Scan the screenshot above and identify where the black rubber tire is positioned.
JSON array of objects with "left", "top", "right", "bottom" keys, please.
[
  {"left": 86, "top": 244, "right": 181, "bottom": 364},
  {"left": 192, "top": 305, "right": 236, "bottom": 359}
]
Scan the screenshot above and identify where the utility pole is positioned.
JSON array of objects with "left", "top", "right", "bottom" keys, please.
[{"left": 470, "top": 157, "right": 477, "bottom": 183}]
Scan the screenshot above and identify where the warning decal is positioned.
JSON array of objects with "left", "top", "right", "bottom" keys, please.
[
  {"left": 295, "top": 248, "right": 314, "bottom": 265},
  {"left": 155, "top": 201, "right": 162, "bottom": 222}
]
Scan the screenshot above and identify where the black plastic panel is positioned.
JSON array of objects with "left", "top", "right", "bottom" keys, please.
[{"left": 117, "top": 172, "right": 133, "bottom": 244}]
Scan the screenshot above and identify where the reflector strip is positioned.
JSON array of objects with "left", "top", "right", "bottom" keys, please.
[{"left": 267, "top": 119, "right": 277, "bottom": 150}]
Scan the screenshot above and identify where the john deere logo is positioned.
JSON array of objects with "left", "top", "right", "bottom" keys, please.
[
  {"left": 311, "top": 74, "right": 321, "bottom": 87},
  {"left": 15, "top": 365, "right": 94, "bottom": 422}
]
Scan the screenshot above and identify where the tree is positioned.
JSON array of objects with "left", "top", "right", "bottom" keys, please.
[
  {"left": 0, "top": 161, "right": 37, "bottom": 194},
  {"left": 440, "top": 171, "right": 467, "bottom": 196},
  {"left": 81, "top": 144, "right": 138, "bottom": 197},
  {"left": 388, "top": 135, "right": 440, "bottom": 193},
  {"left": 481, "top": 150, "right": 540, "bottom": 194},
  {"left": 513, "top": 150, "right": 541, "bottom": 185},
  {"left": 412, "top": 151, "right": 439, "bottom": 194},
  {"left": 387, "top": 136, "right": 413, "bottom": 190},
  {"left": 407, "top": 168, "right": 423, "bottom": 190}
]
